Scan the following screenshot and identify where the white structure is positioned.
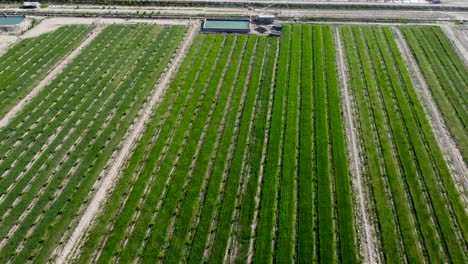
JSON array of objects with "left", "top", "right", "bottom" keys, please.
[
  {"left": 256, "top": 14, "right": 275, "bottom": 24},
  {"left": 21, "top": 2, "right": 40, "bottom": 9}
]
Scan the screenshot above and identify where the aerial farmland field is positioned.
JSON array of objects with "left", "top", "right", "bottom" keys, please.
[
  {"left": 0, "top": 24, "right": 187, "bottom": 263},
  {"left": 0, "top": 1, "right": 467, "bottom": 263},
  {"left": 0, "top": 25, "right": 93, "bottom": 117},
  {"left": 340, "top": 25, "right": 467, "bottom": 263}
]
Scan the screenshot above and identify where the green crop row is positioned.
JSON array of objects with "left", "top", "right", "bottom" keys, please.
[
  {"left": 254, "top": 26, "right": 290, "bottom": 264},
  {"left": 324, "top": 25, "right": 356, "bottom": 263},
  {"left": 297, "top": 23, "right": 314, "bottom": 263},
  {"left": 0, "top": 25, "right": 94, "bottom": 118},
  {"left": 276, "top": 23, "right": 300, "bottom": 264}
]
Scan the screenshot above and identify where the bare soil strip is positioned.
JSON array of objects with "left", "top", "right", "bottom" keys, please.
[
  {"left": 392, "top": 27, "right": 468, "bottom": 198},
  {"left": 54, "top": 22, "right": 199, "bottom": 264},
  {"left": 440, "top": 25, "right": 468, "bottom": 65},
  {"left": 0, "top": 26, "right": 103, "bottom": 130},
  {"left": 335, "top": 27, "right": 377, "bottom": 264}
]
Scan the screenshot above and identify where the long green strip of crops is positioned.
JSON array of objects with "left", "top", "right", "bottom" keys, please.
[
  {"left": 0, "top": 25, "right": 94, "bottom": 118},
  {"left": 324, "top": 25, "right": 356, "bottom": 263},
  {"left": 276, "top": 23, "right": 300, "bottom": 263},
  {"left": 298, "top": 24, "right": 315, "bottom": 263},
  {"left": 314, "top": 24, "right": 335, "bottom": 263},
  {"left": 254, "top": 29, "right": 290, "bottom": 263}
]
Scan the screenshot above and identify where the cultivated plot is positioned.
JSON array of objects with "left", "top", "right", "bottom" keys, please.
[
  {"left": 0, "top": 24, "right": 187, "bottom": 263},
  {"left": 340, "top": 25, "right": 467, "bottom": 263},
  {"left": 0, "top": 25, "right": 93, "bottom": 118},
  {"left": 75, "top": 24, "right": 358, "bottom": 263},
  {"left": 400, "top": 26, "right": 468, "bottom": 165}
]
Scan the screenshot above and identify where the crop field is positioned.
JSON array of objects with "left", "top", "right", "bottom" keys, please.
[
  {"left": 0, "top": 24, "right": 187, "bottom": 263},
  {"left": 340, "top": 25, "right": 467, "bottom": 263},
  {"left": 73, "top": 24, "right": 358, "bottom": 263},
  {"left": 0, "top": 19, "right": 467, "bottom": 264},
  {"left": 400, "top": 26, "right": 468, "bottom": 165},
  {"left": 0, "top": 25, "right": 93, "bottom": 117}
]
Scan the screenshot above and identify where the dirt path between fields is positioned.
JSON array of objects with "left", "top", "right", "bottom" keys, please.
[
  {"left": 54, "top": 21, "right": 199, "bottom": 264},
  {"left": 440, "top": 25, "right": 468, "bottom": 65},
  {"left": 0, "top": 26, "right": 103, "bottom": 130},
  {"left": 393, "top": 27, "right": 468, "bottom": 198},
  {"left": 335, "top": 27, "right": 378, "bottom": 264}
]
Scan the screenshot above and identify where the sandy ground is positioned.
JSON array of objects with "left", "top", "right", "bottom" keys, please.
[
  {"left": 0, "top": 26, "right": 103, "bottom": 130},
  {"left": 0, "top": 35, "right": 19, "bottom": 57},
  {"left": 54, "top": 21, "right": 199, "bottom": 264},
  {"left": 393, "top": 27, "right": 468, "bottom": 198}
]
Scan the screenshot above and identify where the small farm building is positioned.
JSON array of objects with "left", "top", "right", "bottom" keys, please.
[
  {"left": 256, "top": 14, "right": 275, "bottom": 24},
  {"left": 202, "top": 18, "right": 250, "bottom": 33},
  {"left": 21, "top": 2, "right": 40, "bottom": 9}
]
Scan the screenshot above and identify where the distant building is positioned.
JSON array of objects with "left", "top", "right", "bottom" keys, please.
[
  {"left": 256, "top": 14, "right": 275, "bottom": 25},
  {"left": 202, "top": 18, "right": 250, "bottom": 34},
  {"left": 21, "top": 2, "right": 40, "bottom": 9}
]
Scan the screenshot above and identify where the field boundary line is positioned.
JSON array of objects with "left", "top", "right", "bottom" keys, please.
[
  {"left": 392, "top": 27, "right": 468, "bottom": 197},
  {"left": 0, "top": 25, "right": 104, "bottom": 130},
  {"left": 55, "top": 22, "right": 199, "bottom": 264},
  {"left": 335, "top": 27, "right": 377, "bottom": 264}
]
